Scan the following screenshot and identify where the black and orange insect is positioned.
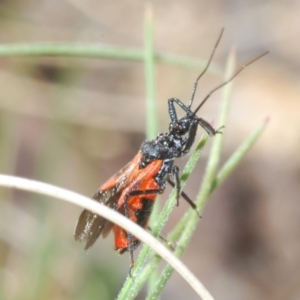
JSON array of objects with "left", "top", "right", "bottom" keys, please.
[{"left": 74, "top": 29, "right": 268, "bottom": 271}]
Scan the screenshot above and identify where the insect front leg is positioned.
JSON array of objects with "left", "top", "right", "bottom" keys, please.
[
  {"left": 179, "top": 119, "right": 198, "bottom": 156},
  {"left": 198, "top": 118, "right": 224, "bottom": 136},
  {"left": 168, "top": 98, "right": 192, "bottom": 123}
]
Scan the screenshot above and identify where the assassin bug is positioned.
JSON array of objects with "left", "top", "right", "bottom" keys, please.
[{"left": 74, "top": 28, "right": 268, "bottom": 272}]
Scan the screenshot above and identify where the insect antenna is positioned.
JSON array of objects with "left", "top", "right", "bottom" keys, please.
[
  {"left": 193, "top": 50, "right": 269, "bottom": 116},
  {"left": 188, "top": 28, "right": 224, "bottom": 110}
]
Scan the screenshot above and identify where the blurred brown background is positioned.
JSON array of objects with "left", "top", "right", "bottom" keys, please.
[{"left": 0, "top": 1, "right": 299, "bottom": 299}]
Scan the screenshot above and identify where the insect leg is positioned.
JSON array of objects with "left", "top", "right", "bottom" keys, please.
[
  {"left": 181, "top": 119, "right": 222, "bottom": 155},
  {"left": 197, "top": 118, "right": 224, "bottom": 136},
  {"left": 179, "top": 120, "right": 198, "bottom": 156},
  {"left": 167, "top": 178, "right": 201, "bottom": 218},
  {"left": 168, "top": 97, "right": 192, "bottom": 123},
  {"left": 168, "top": 98, "right": 223, "bottom": 140},
  {"left": 147, "top": 226, "right": 175, "bottom": 250}
]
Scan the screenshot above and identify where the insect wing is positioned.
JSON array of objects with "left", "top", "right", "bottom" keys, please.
[
  {"left": 74, "top": 152, "right": 143, "bottom": 249},
  {"left": 112, "top": 159, "right": 164, "bottom": 251},
  {"left": 74, "top": 190, "right": 120, "bottom": 249}
]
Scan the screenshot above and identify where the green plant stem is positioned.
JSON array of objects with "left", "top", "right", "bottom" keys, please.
[
  {"left": 146, "top": 50, "right": 237, "bottom": 300},
  {"left": 144, "top": 2, "right": 157, "bottom": 140},
  {"left": 144, "top": 2, "right": 159, "bottom": 294},
  {"left": 117, "top": 136, "right": 208, "bottom": 300},
  {"left": 0, "top": 43, "right": 222, "bottom": 74}
]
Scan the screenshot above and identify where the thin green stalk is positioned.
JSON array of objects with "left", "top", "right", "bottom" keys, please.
[
  {"left": 0, "top": 43, "right": 221, "bottom": 74},
  {"left": 144, "top": 2, "right": 157, "bottom": 140},
  {"left": 0, "top": 43, "right": 142, "bottom": 59},
  {"left": 144, "top": 2, "right": 159, "bottom": 294},
  {"left": 146, "top": 50, "right": 237, "bottom": 299},
  {"left": 151, "top": 136, "right": 208, "bottom": 238},
  {"left": 196, "top": 48, "right": 236, "bottom": 211},
  {"left": 146, "top": 118, "right": 268, "bottom": 299},
  {"left": 117, "top": 136, "right": 208, "bottom": 300}
]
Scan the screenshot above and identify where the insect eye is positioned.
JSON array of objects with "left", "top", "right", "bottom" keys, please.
[
  {"left": 177, "top": 118, "right": 190, "bottom": 134},
  {"left": 169, "top": 122, "right": 177, "bottom": 132}
]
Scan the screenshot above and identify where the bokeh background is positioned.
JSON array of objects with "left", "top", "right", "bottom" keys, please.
[{"left": 0, "top": 1, "right": 299, "bottom": 299}]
